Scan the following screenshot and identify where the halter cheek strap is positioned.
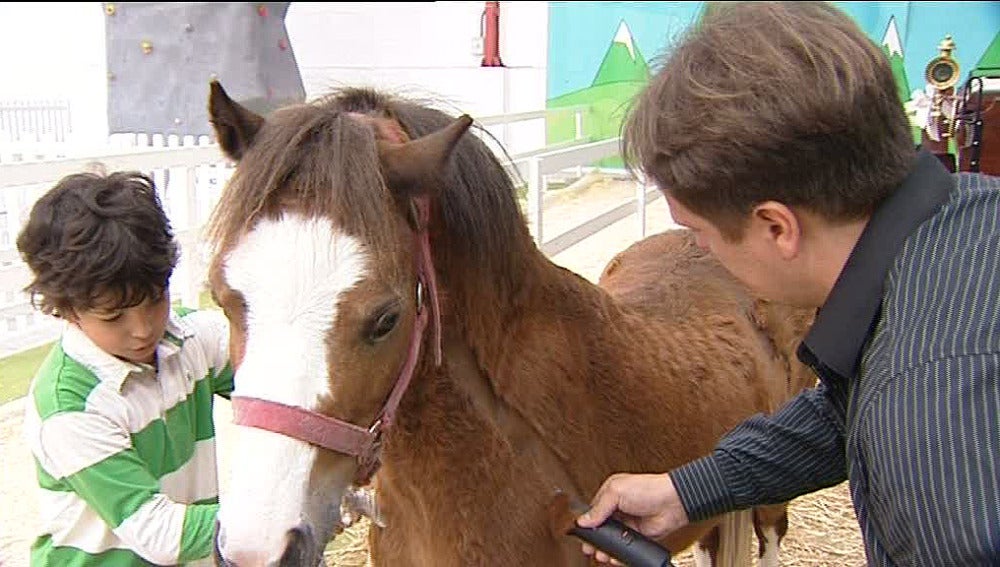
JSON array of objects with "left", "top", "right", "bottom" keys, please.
[
  {"left": 231, "top": 195, "right": 441, "bottom": 486},
  {"left": 411, "top": 195, "right": 442, "bottom": 367}
]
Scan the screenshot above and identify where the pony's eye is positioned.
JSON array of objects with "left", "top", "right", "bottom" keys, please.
[{"left": 366, "top": 304, "right": 401, "bottom": 343}]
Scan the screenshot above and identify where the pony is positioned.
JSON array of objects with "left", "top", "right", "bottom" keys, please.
[{"left": 203, "top": 80, "right": 817, "bottom": 567}]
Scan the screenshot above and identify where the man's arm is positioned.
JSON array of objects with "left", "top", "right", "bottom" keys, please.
[
  {"left": 579, "top": 378, "right": 850, "bottom": 556},
  {"left": 670, "top": 380, "right": 849, "bottom": 521}
]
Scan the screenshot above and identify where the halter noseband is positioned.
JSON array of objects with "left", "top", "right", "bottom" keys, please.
[{"left": 230, "top": 196, "right": 441, "bottom": 485}]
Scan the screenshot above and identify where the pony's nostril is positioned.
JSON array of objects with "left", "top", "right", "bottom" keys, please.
[
  {"left": 279, "top": 522, "right": 318, "bottom": 567},
  {"left": 215, "top": 525, "right": 270, "bottom": 567}
]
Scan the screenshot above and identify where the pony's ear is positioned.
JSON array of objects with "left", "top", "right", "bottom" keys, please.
[
  {"left": 378, "top": 114, "right": 473, "bottom": 197},
  {"left": 208, "top": 80, "right": 264, "bottom": 161}
]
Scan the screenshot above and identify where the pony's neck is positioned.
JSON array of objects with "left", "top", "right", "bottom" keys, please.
[
  {"left": 440, "top": 248, "right": 630, "bottom": 480},
  {"left": 453, "top": 255, "right": 614, "bottom": 384},
  {"left": 427, "top": 206, "right": 655, "bottom": 491},
  {"left": 432, "top": 219, "right": 548, "bottom": 350},
  {"left": 440, "top": 332, "right": 586, "bottom": 500}
]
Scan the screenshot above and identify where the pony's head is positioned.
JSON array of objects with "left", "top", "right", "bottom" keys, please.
[{"left": 205, "top": 80, "right": 471, "bottom": 565}]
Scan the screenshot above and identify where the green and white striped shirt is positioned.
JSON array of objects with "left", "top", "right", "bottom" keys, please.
[{"left": 23, "top": 308, "right": 233, "bottom": 566}]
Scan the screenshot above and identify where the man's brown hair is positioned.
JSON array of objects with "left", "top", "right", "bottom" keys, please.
[
  {"left": 16, "top": 171, "right": 178, "bottom": 317},
  {"left": 624, "top": 1, "right": 915, "bottom": 239}
]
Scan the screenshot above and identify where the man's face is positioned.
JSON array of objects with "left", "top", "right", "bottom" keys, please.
[
  {"left": 666, "top": 194, "right": 799, "bottom": 304},
  {"left": 69, "top": 289, "right": 171, "bottom": 365}
]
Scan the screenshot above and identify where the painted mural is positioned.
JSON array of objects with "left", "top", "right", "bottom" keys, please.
[{"left": 546, "top": 1, "right": 1000, "bottom": 149}]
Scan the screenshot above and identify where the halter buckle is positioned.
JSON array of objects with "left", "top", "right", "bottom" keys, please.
[{"left": 415, "top": 280, "right": 425, "bottom": 313}]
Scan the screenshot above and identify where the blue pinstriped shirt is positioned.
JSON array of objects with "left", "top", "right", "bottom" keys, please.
[{"left": 670, "top": 150, "right": 1000, "bottom": 566}]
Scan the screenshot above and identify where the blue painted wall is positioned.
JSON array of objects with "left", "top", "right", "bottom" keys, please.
[{"left": 548, "top": 1, "right": 1000, "bottom": 101}]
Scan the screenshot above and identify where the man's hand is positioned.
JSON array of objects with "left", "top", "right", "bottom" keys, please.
[{"left": 577, "top": 472, "right": 689, "bottom": 564}]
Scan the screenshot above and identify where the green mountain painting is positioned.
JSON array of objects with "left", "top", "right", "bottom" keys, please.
[
  {"left": 592, "top": 23, "right": 649, "bottom": 86},
  {"left": 546, "top": 20, "right": 650, "bottom": 166},
  {"left": 972, "top": 29, "right": 1000, "bottom": 76},
  {"left": 879, "top": 16, "right": 923, "bottom": 144},
  {"left": 882, "top": 17, "right": 911, "bottom": 104}
]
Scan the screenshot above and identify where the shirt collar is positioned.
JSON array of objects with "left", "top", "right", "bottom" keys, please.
[
  {"left": 60, "top": 308, "right": 195, "bottom": 391},
  {"left": 797, "top": 150, "right": 954, "bottom": 381}
]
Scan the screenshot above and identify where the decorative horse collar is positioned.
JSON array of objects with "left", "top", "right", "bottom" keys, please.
[{"left": 230, "top": 195, "right": 442, "bottom": 486}]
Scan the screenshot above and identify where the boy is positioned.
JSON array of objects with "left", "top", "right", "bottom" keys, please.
[{"left": 16, "top": 170, "right": 232, "bottom": 565}]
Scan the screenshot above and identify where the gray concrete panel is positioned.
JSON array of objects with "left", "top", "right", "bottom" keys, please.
[{"left": 105, "top": 2, "right": 305, "bottom": 137}]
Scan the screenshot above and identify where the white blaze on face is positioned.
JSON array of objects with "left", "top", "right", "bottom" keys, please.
[{"left": 218, "top": 214, "right": 367, "bottom": 564}]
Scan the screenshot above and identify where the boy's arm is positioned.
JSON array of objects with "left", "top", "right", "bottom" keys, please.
[
  {"left": 195, "top": 309, "right": 233, "bottom": 399},
  {"left": 213, "top": 362, "right": 235, "bottom": 399},
  {"left": 36, "top": 410, "right": 218, "bottom": 564},
  {"left": 181, "top": 309, "right": 235, "bottom": 397}
]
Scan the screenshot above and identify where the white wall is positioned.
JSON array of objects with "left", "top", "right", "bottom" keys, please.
[
  {"left": 0, "top": 2, "right": 109, "bottom": 146},
  {"left": 0, "top": 2, "right": 550, "bottom": 153},
  {"left": 285, "top": 1, "right": 549, "bottom": 153}
]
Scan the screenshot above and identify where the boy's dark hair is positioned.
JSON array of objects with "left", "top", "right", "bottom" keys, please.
[
  {"left": 16, "top": 171, "right": 178, "bottom": 317},
  {"left": 623, "top": 1, "right": 916, "bottom": 239}
]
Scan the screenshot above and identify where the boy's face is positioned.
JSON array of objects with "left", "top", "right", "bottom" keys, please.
[{"left": 69, "top": 290, "right": 171, "bottom": 365}]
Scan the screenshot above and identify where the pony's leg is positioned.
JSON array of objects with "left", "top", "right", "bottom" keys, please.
[
  {"left": 752, "top": 504, "right": 789, "bottom": 567},
  {"left": 692, "top": 524, "right": 719, "bottom": 567},
  {"left": 692, "top": 511, "right": 753, "bottom": 567}
]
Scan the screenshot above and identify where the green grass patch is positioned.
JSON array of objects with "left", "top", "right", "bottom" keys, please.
[{"left": 0, "top": 342, "right": 53, "bottom": 404}]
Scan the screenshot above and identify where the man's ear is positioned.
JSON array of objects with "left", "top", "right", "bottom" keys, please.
[{"left": 750, "top": 201, "right": 801, "bottom": 260}]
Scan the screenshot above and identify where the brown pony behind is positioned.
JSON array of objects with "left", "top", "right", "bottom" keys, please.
[{"left": 206, "top": 83, "right": 817, "bottom": 566}]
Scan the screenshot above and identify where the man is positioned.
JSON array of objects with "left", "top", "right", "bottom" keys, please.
[{"left": 578, "top": 2, "right": 1000, "bottom": 565}]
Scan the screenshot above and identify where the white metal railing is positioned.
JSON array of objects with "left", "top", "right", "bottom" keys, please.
[
  {"left": 0, "top": 141, "right": 222, "bottom": 186},
  {"left": 478, "top": 104, "right": 587, "bottom": 138},
  {"left": 524, "top": 137, "right": 625, "bottom": 246},
  {"left": 0, "top": 99, "right": 72, "bottom": 145},
  {"left": 0, "top": 106, "right": 658, "bottom": 359},
  {"left": 477, "top": 104, "right": 588, "bottom": 149},
  {"left": 541, "top": 186, "right": 660, "bottom": 257}
]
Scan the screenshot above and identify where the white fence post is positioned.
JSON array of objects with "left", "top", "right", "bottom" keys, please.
[
  {"left": 527, "top": 157, "right": 544, "bottom": 245},
  {"left": 573, "top": 110, "right": 585, "bottom": 177},
  {"left": 636, "top": 178, "right": 647, "bottom": 239},
  {"left": 182, "top": 162, "right": 201, "bottom": 309}
]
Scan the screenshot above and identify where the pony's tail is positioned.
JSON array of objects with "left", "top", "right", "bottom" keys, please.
[{"left": 700, "top": 509, "right": 754, "bottom": 567}]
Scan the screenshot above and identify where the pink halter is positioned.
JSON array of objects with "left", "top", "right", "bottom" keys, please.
[{"left": 230, "top": 196, "right": 441, "bottom": 485}]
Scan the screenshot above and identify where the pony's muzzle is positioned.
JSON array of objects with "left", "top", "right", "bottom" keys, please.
[
  {"left": 279, "top": 523, "right": 321, "bottom": 566},
  {"left": 215, "top": 521, "right": 321, "bottom": 567}
]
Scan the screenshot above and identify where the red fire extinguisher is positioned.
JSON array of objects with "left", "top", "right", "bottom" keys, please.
[{"left": 481, "top": 1, "right": 505, "bottom": 67}]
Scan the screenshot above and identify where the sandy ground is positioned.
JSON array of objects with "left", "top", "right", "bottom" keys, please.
[{"left": 0, "top": 173, "right": 865, "bottom": 566}]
